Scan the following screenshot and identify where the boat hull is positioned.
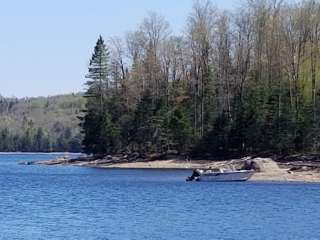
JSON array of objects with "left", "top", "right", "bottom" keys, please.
[{"left": 197, "top": 171, "right": 254, "bottom": 182}]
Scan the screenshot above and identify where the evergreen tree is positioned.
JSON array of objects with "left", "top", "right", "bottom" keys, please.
[
  {"left": 132, "top": 91, "right": 154, "bottom": 152},
  {"left": 168, "top": 107, "right": 192, "bottom": 152},
  {"left": 81, "top": 36, "right": 113, "bottom": 155}
]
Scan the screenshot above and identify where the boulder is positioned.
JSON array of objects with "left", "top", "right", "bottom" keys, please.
[
  {"left": 288, "top": 165, "right": 313, "bottom": 172},
  {"left": 111, "top": 156, "right": 121, "bottom": 162},
  {"left": 243, "top": 158, "right": 280, "bottom": 172},
  {"left": 94, "top": 159, "right": 112, "bottom": 165},
  {"left": 129, "top": 152, "right": 140, "bottom": 160},
  {"left": 18, "top": 161, "right": 35, "bottom": 165}
]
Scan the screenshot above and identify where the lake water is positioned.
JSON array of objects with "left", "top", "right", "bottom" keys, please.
[{"left": 0, "top": 153, "right": 320, "bottom": 240}]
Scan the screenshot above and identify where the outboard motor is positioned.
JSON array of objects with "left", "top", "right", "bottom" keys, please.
[{"left": 186, "top": 169, "right": 201, "bottom": 181}]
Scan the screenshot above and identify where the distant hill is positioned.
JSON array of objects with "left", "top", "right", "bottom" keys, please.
[{"left": 0, "top": 93, "right": 85, "bottom": 152}]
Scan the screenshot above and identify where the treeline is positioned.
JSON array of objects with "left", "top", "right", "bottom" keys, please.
[
  {"left": 82, "top": 0, "right": 320, "bottom": 157},
  {"left": 81, "top": 0, "right": 320, "bottom": 157},
  {"left": 0, "top": 127, "right": 80, "bottom": 152},
  {"left": 0, "top": 94, "right": 85, "bottom": 152}
]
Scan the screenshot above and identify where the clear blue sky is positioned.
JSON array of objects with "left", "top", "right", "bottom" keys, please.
[{"left": 0, "top": 0, "right": 240, "bottom": 98}]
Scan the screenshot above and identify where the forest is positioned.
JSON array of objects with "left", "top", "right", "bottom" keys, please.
[
  {"left": 1, "top": 0, "right": 320, "bottom": 157},
  {"left": 0, "top": 94, "right": 84, "bottom": 152},
  {"left": 81, "top": 0, "right": 320, "bottom": 158}
]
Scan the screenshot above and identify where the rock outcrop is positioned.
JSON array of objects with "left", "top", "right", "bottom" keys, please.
[{"left": 242, "top": 157, "right": 281, "bottom": 172}]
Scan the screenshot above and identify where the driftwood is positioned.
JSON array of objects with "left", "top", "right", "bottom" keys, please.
[
  {"left": 277, "top": 154, "right": 320, "bottom": 162},
  {"left": 88, "top": 153, "right": 164, "bottom": 166},
  {"left": 72, "top": 151, "right": 184, "bottom": 166}
]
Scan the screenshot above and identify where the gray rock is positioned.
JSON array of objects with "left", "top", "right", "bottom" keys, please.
[{"left": 243, "top": 158, "right": 280, "bottom": 172}]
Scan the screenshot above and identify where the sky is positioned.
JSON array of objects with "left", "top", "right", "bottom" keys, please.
[{"left": 0, "top": 0, "right": 240, "bottom": 98}]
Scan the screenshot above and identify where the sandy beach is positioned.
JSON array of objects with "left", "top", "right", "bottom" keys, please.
[
  {"left": 31, "top": 157, "right": 320, "bottom": 183},
  {"left": 85, "top": 159, "right": 320, "bottom": 183}
]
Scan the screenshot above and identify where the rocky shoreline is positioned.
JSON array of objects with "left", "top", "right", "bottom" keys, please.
[{"left": 19, "top": 153, "right": 320, "bottom": 183}]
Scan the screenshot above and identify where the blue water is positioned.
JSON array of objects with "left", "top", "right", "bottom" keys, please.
[{"left": 0, "top": 154, "right": 320, "bottom": 240}]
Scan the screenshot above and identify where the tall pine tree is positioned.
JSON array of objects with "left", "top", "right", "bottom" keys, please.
[{"left": 80, "top": 36, "right": 114, "bottom": 155}]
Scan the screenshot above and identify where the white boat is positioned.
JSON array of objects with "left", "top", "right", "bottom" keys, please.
[{"left": 186, "top": 168, "right": 254, "bottom": 182}]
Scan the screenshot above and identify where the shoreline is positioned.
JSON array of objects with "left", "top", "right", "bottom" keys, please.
[
  {"left": 28, "top": 156, "right": 320, "bottom": 183},
  {"left": 0, "top": 152, "right": 82, "bottom": 155}
]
